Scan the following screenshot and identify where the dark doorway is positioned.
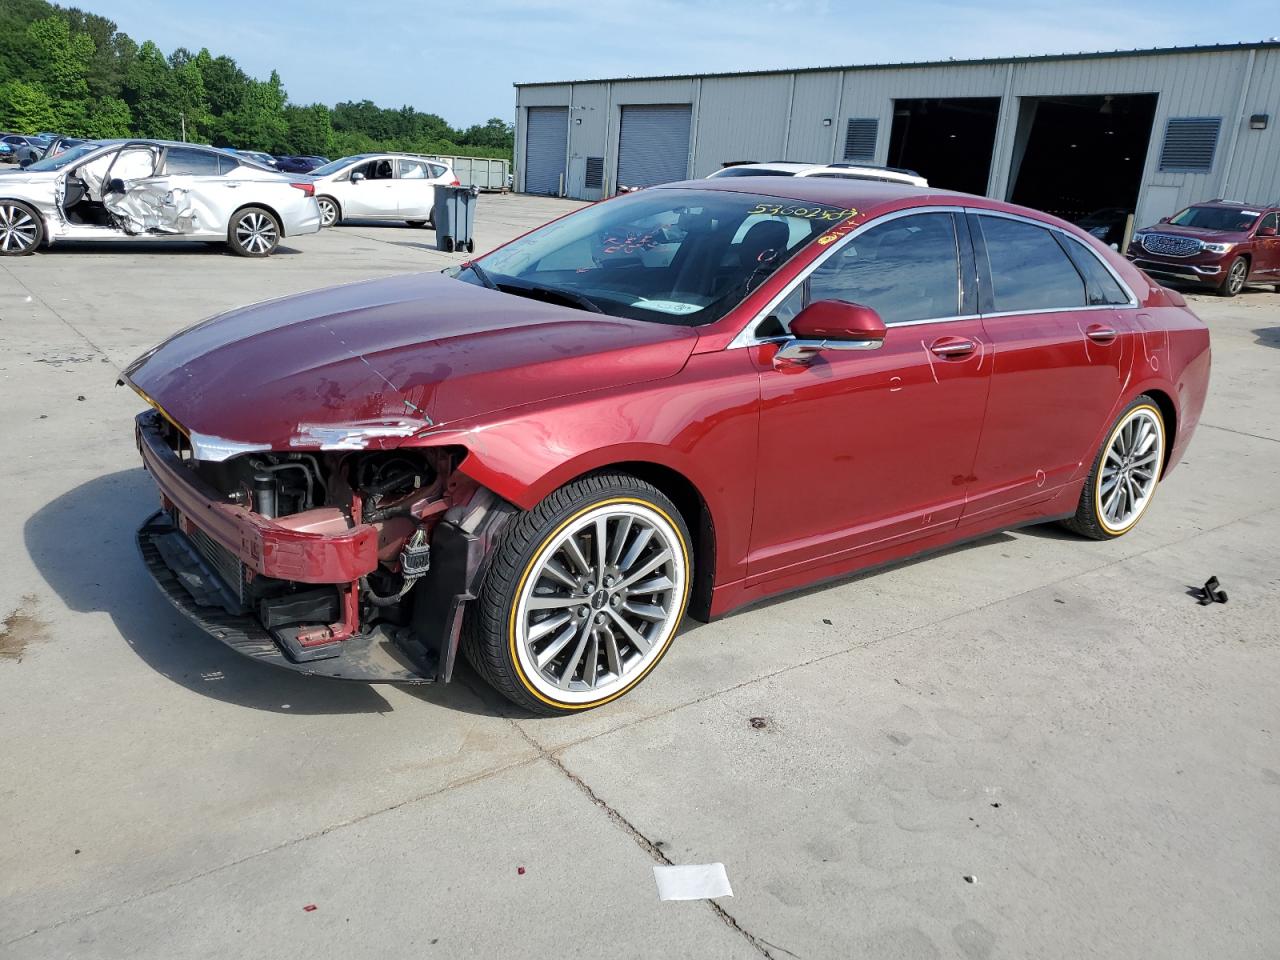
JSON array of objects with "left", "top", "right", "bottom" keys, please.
[
  {"left": 888, "top": 97, "right": 1001, "bottom": 195},
  {"left": 1008, "top": 94, "right": 1158, "bottom": 243}
]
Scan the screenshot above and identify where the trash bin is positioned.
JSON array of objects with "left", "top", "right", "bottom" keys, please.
[{"left": 433, "top": 183, "right": 480, "bottom": 253}]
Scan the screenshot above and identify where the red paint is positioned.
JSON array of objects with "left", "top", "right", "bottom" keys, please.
[{"left": 128, "top": 180, "right": 1211, "bottom": 624}]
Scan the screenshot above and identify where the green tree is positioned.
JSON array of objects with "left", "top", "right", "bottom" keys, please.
[
  {"left": 284, "top": 103, "right": 336, "bottom": 157},
  {"left": 26, "top": 14, "right": 94, "bottom": 129},
  {"left": 0, "top": 77, "right": 58, "bottom": 131},
  {"left": 82, "top": 95, "right": 132, "bottom": 139}
]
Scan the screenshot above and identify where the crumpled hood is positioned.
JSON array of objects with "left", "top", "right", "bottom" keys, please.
[{"left": 124, "top": 272, "right": 697, "bottom": 452}]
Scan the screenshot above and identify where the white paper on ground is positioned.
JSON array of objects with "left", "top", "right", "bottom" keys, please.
[{"left": 653, "top": 863, "right": 734, "bottom": 901}]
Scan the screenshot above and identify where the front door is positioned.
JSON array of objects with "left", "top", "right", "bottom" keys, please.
[
  {"left": 344, "top": 157, "right": 396, "bottom": 218},
  {"left": 962, "top": 212, "right": 1135, "bottom": 525},
  {"left": 749, "top": 210, "right": 991, "bottom": 581}
]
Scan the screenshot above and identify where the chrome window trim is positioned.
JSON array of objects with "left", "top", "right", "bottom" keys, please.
[
  {"left": 970, "top": 208, "right": 1139, "bottom": 310},
  {"left": 728, "top": 204, "right": 966, "bottom": 348},
  {"left": 729, "top": 204, "right": 1138, "bottom": 349}
]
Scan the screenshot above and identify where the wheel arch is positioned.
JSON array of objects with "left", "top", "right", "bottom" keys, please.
[
  {"left": 1143, "top": 387, "right": 1178, "bottom": 474},
  {"left": 230, "top": 201, "right": 286, "bottom": 237},
  {"left": 586, "top": 460, "right": 716, "bottom": 622}
]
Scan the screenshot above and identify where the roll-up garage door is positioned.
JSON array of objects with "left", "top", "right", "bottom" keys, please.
[
  {"left": 616, "top": 104, "right": 692, "bottom": 189},
  {"left": 524, "top": 107, "right": 568, "bottom": 195}
]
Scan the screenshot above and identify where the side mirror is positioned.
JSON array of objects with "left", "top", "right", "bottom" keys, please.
[
  {"left": 1258, "top": 226, "right": 1278, "bottom": 238},
  {"left": 776, "top": 300, "right": 886, "bottom": 364},
  {"left": 18, "top": 156, "right": 32, "bottom": 168},
  {"left": 350, "top": 170, "right": 365, "bottom": 183},
  {"left": 1159, "top": 216, "right": 1172, "bottom": 223},
  {"left": 106, "top": 177, "right": 125, "bottom": 195}
]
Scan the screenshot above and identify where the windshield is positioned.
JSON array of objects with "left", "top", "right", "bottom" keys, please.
[
  {"left": 309, "top": 156, "right": 361, "bottom": 177},
  {"left": 464, "top": 188, "right": 856, "bottom": 326},
  {"left": 1169, "top": 205, "right": 1262, "bottom": 232},
  {"left": 24, "top": 142, "right": 100, "bottom": 171}
]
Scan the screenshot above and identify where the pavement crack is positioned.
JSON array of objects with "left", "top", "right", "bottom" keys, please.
[
  {"left": 510, "top": 722, "right": 785, "bottom": 960},
  {"left": 2, "top": 753, "right": 540, "bottom": 948},
  {"left": 1199, "top": 421, "right": 1279, "bottom": 444},
  {"left": 1, "top": 261, "right": 115, "bottom": 367}
]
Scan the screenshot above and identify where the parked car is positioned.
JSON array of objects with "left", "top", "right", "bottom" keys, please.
[
  {"left": 232, "top": 149, "right": 278, "bottom": 169},
  {"left": 124, "top": 178, "right": 1209, "bottom": 713},
  {"left": 309, "top": 153, "right": 458, "bottom": 227},
  {"left": 0, "top": 141, "right": 13, "bottom": 163},
  {"left": 1, "top": 134, "right": 45, "bottom": 163},
  {"left": 275, "top": 155, "right": 330, "bottom": 174},
  {"left": 707, "top": 161, "right": 929, "bottom": 187},
  {"left": 0, "top": 139, "right": 320, "bottom": 256},
  {"left": 1076, "top": 207, "right": 1132, "bottom": 247},
  {"left": 1126, "top": 200, "right": 1280, "bottom": 296}
]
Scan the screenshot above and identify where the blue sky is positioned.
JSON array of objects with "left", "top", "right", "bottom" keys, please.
[{"left": 89, "top": 0, "right": 1275, "bottom": 127}]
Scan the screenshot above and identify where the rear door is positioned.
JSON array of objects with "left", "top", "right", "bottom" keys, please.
[
  {"left": 962, "top": 212, "right": 1136, "bottom": 526},
  {"left": 395, "top": 158, "right": 435, "bottom": 219}
]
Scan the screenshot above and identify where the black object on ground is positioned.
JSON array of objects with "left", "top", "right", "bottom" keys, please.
[{"left": 1195, "top": 576, "right": 1228, "bottom": 605}]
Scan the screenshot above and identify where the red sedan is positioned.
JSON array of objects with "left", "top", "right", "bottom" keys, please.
[{"left": 124, "top": 179, "right": 1211, "bottom": 714}]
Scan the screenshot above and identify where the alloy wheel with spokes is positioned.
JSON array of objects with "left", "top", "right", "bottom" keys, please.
[
  {"left": 1064, "top": 397, "right": 1166, "bottom": 539},
  {"left": 463, "top": 475, "right": 692, "bottom": 714},
  {"left": 317, "top": 196, "right": 339, "bottom": 227},
  {"left": 1218, "top": 256, "right": 1248, "bottom": 297},
  {"left": 228, "top": 207, "right": 280, "bottom": 257},
  {"left": 0, "top": 202, "right": 42, "bottom": 256}
]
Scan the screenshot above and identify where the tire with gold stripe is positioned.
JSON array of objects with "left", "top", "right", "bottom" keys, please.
[
  {"left": 1063, "top": 395, "right": 1166, "bottom": 540},
  {"left": 462, "top": 473, "right": 692, "bottom": 714}
]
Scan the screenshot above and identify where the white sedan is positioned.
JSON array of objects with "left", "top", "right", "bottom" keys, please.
[
  {"left": 308, "top": 154, "right": 458, "bottom": 228},
  {"left": 0, "top": 139, "right": 321, "bottom": 257}
]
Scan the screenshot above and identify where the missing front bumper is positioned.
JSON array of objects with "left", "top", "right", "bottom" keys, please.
[{"left": 136, "top": 511, "right": 437, "bottom": 683}]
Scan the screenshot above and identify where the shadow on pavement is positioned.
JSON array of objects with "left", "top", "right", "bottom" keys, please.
[
  {"left": 24, "top": 468, "right": 508, "bottom": 717},
  {"left": 1253, "top": 326, "right": 1280, "bottom": 349},
  {"left": 39, "top": 242, "right": 304, "bottom": 256}
]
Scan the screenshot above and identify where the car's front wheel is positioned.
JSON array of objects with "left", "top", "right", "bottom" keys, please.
[
  {"left": 227, "top": 207, "right": 281, "bottom": 257},
  {"left": 463, "top": 473, "right": 692, "bottom": 714},
  {"left": 1217, "top": 255, "right": 1248, "bottom": 297},
  {"left": 1062, "top": 396, "right": 1166, "bottom": 539},
  {"left": 317, "top": 196, "right": 340, "bottom": 228},
  {"left": 0, "top": 201, "right": 43, "bottom": 256}
]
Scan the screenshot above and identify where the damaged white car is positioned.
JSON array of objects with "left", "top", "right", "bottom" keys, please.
[{"left": 0, "top": 140, "right": 322, "bottom": 257}]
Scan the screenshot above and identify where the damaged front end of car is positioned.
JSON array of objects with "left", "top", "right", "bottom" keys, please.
[{"left": 132, "top": 407, "right": 515, "bottom": 683}]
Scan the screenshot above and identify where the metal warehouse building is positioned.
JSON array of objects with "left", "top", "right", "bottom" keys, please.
[{"left": 513, "top": 42, "right": 1279, "bottom": 232}]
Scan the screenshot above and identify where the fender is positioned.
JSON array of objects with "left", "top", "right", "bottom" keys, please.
[{"left": 408, "top": 347, "right": 764, "bottom": 586}]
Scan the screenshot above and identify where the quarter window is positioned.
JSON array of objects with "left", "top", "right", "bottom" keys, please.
[
  {"left": 217, "top": 154, "right": 241, "bottom": 175},
  {"left": 1259, "top": 212, "right": 1279, "bottom": 234},
  {"left": 978, "top": 216, "right": 1085, "bottom": 313},
  {"left": 807, "top": 212, "right": 961, "bottom": 325},
  {"left": 1059, "top": 235, "right": 1131, "bottom": 306},
  {"left": 398, "top": 158, "right": 429, "bottom": 179},
  {"left": 163, "top": 147, "right": 221, "bottom": 176}
]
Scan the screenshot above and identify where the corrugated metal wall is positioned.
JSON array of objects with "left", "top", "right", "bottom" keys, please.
[
  {"left": 517, "top": 46, "right": 1279, "bottom": 219},
  {"left": 524, "top": 106, "right": 568, "bottom": 195}
]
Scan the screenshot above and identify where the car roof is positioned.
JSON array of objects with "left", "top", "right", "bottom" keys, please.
[
  {"left": 1186, "top": 200, "right": 1274, "bottom": 210},
  {"left": 657, "top": 176, "right": 1079, "bottom": 227}
]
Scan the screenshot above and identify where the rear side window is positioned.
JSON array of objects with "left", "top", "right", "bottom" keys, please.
[
  {"left": 807, "top": 212, "right": 961, "bottom": 325},
  {"left": 164, "top": 147, "right": 221, "bottom": 176},
  {"left": 978, "top": 216, "right": 1085, "bottom": 312},
  {"left": 1060, "top": 236, "right": 1131, "bottom": 305},
  {"left": 398, "top": 158, "right": 428, "bottom": 179},
  {"left": 217, "top": 154, "right": 240, "bottom": 175}
]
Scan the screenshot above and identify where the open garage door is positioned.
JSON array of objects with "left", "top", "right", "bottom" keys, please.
[
  {"left": 889, "top": 98, "right": 1000, "bottom": 195},
  {"left": 524, "top": 107, "right": 568, "bottom": 196},
  {"left": 616, "top": 104, "right": 692, "bottom": 189},
  {"left": 1008, "top": 94, "right": 1158, "bottom": 246}
]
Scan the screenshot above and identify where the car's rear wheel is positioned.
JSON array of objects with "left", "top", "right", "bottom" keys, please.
[
  {"left": 1217, "top": 255, "right": 1248, "bottom": 297},
  {"left": 227, "top": 207, "right": 280, "bottom": 258},
  {"left": 463, "top": 473, "right": 692, "bottom": 715},
  {"left": 317, "top": 196, "right": 340, "bottom": 228},
  {"left": 1062, "top": 396, "right": 1166, "bottom": 540},
  {"left": 0, "top": 201, "right": 43, "bottom": 256}
]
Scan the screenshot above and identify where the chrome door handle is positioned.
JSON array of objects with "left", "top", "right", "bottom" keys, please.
[
  {"left": 1086, "top": 325, "right": 1118, "bottom": 344},
  {"left": 224, "top": 182, "right": 239, "bottom": 188},
  {"left": 929, "top": 337, "right": 975, "bottom": 358}
]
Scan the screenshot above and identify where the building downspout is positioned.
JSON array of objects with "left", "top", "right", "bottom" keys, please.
[
  {"left": 688, "top": 78, "right": 702, "bottom": 177},
  {"left": 1217, "top": 48, "right": 1256, "bottom": 201},
  {"left": 830, "top": 71, "right": 846, "bottom": 163},
  {"left": 781, "top": 73, "right": 797, "bottom": 161}
]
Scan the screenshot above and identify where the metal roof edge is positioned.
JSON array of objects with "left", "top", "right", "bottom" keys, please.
[{"left": 513, "top": 40, "right": 1280, "bottom": 88}]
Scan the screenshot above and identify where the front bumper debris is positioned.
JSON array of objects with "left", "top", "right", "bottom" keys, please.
[{"left": 137, "top": 511, "right": 436, "bottom": 683}]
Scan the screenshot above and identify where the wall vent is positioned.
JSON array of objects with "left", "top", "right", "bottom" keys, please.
[
  {"left": 1158, "top": 117, "right": 1222, "bottom": 172},
  {"left": 843, "top": 118, "right": 879, "bottom": 162}
]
